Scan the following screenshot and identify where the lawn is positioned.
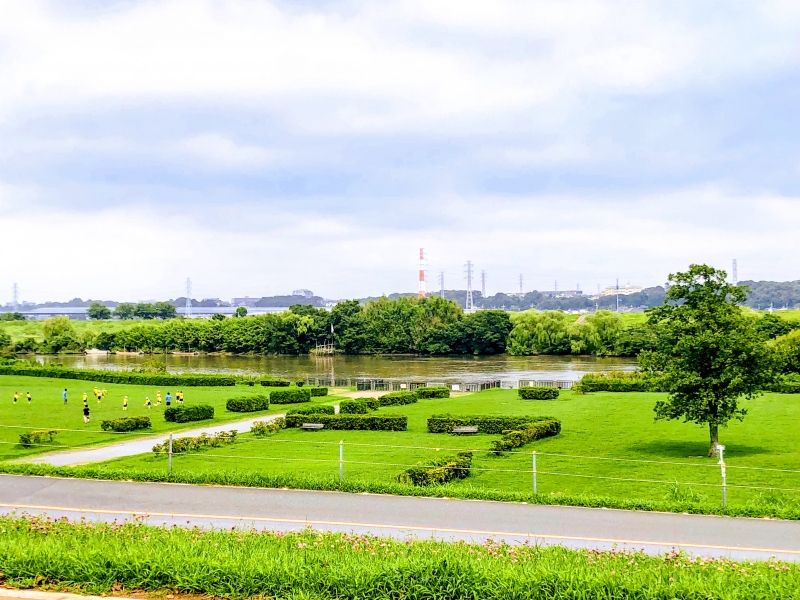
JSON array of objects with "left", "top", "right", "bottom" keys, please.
[
  {"left": 0, "top": 319, "right": 145, "bottom": 343},
  {"left": 99, "top": 388, "right": 800, "bottom": 511},
  {"left": 0, "top": 375, "right": 340, "bottom": 460}
]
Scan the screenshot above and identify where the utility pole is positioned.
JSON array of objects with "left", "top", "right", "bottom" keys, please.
[
  {"left": 465, "top": 261, "right": 474, "bottom": 311},
  {"left": 439, "top": 271, "right": 445, "bottom": 298},
  {"left": 519, "top": 273, "right": 524, "bottom": 297},
  {"left": 185, "top": 278, "right": 192, "bottom": 318},
  {"left": 732, "top": 259, "right": 738, "bottom": 286},
  {"left": 481, "top": 270, "right": 486, "bottom": 302},
  {"left": 615, "top": 278, "right": 620, "bottom": 313},
  {"left": 12, "top": 283, "right": 18, "bottom": 311}
]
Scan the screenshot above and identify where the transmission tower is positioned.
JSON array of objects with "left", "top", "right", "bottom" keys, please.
[
  {"left": 481, "top": 270, "right": 486, "bottom": 300},
  {"left": 417, "top": 248, "right": 427, "bottom": 298},
  {"left": 439, "top": 271, "right": 445, "bottom": 298},
  {"left": 185, "top": 278, "right": 192, "bottom": 317},
  {"left": 518, "top": 273, "right": 524, "bottom": 297},
  {"left": 732, "top": 259, "right": 738, "bottom": 285},
  {"left": 12, "top": 283, "right": 18, "bottom": 311},
  {"left": 615, "top": 278, "right": 620, "bottom": 313},
  {"left": 465, "top": 261, "right": 474, "bottom": 311}
]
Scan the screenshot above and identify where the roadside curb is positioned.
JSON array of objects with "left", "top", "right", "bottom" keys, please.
[{"left": 0, "top": 588, "right": 135, "bottom": 600}]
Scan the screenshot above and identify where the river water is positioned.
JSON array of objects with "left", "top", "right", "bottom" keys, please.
[{"left": 39, "top": 354, "right": 637, "bottom": 384}]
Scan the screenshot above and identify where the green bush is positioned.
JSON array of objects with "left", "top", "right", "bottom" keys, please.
[
  {"left": 0, "top": 364, "right": 235, "bottom": 386},
  {"left": 398, "top": 452, "right": 473, "bottom": 486},
  {"left": 100, "top": 416, "right": 151, "bottom": 432},
  {"left": 366, "top": 391, "right": 419, "bottom": 410},
  {"left": 286, "top": 404, "right": 336, "bottom": 415},
  {"left": 225, "top": 395, "right": 270, "bottom": 412},
  {"left": 576, "top": 372, "right": 662, "bottom": 393},
  {"left": 152, "top": 430, "right": 236, "bottom": 454},
  {"left": 765, "top": 374, "right": 800, "bottom": 394},
  {"left": 490, "top": 419, "right": 562, "bottom": 454},
  {"left": 309, "top": 387, "right": 328, "bottom": 397},
  {"left": 260, "top": 379, "right": 291, "bottom": 387},
  {"left": 285, "top": 414, "right": 407, "bottom": 431},
  {"left": 269, "top": 388, "right": 312, "bottom": 404},
  {"left": 519, "top": 387, "right": 560, "bottom": 400},
  {"left": 164, "top": 404, "right": 215, "bottom": 423},
  {"left": 251, "top": 418, "right": 286, "bottom": 436},
  {"left": 427, "top": 414, "right": 557, "bottom": 435},
  {"left": 416, "top": 387, "right": 450, "bottom": 399},
  {"left": 339, "top": 399, "right": 368, "bottom": 414},
  {"left": 18, "top": 430, "right": 58, "bottom": 448}
]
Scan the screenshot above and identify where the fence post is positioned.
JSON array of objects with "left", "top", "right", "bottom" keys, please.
[
  {"left": 532, "top": 450, "right": 538, "bottom": 495},
  {"left": 168, "top": 432, "right": 173, "bottom": 476},
  {"left": 717, "top": 444, "right": 727, "bottom": 507},
  {"left": 339, "top": 440, "right": 344, "bottom": 483}
]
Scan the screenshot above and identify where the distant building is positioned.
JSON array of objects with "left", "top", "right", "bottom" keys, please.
[
  {"left": 292, "top": 289, "right": 314, "bottom": 299},
  {"left": 539, "top": 290, "right": 584, "bottom": 299},
  {"left": 597, "top": 286, "right": 643, "bottom": 297},
  {"left": 231, "top": 297, "right": 260, "bottom": 307}
]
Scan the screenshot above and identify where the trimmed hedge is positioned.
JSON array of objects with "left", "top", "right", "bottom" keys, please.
[
  {"left": 251, "top": 418, "right": 286, "bottom": 436},
  {"left": 269, "top": 388, "right": 312, "bottom": 404},
  {"left": 309, "top": 387, "right": 328, "bottom": 397},
  {"left": 490, "top": 419, "right": 562, "bottom": 454},
  {"left": 427, "top": 414, "right": 557, "bottom": 435},
  {"left": 164, "top": 404, "right": 215, "bottom": 423},
  {"left": 416, "top": 387, "right": 450, "bottom": 399},
  {"left": 152, "top": 430, "right": 236, "bottom": 454},
  {"left": 226, "top": 395, "right": 270, "bottom": 412},
  {"left": 18, "top": 430, "right": 57, "bottom": 448},
  {"left": 0, "top": 364, "right": 235, "bottom": 386},
  {"left": 339, "top": 399, "right": 368, "bottom": 414},
  {"left": 398, "top": 452, "right": 473, "bottom": 486},
  {"left": 286, "top": 404, "right": 336, "bottom": 416},
  {"left": 100, "top": 416, "right": 151, "bottom": 432},
  {"left": 575, "top": 372, "right": 663, "bottom": 393},
  {"left": 519, "top": 387, "right": 560, "bottom": 400},
  {"left": 260, "top": 379, "right": 292, "bottom": 387},
  {"left": 285, "top": 414, "right": 408, "bottom": 431}
]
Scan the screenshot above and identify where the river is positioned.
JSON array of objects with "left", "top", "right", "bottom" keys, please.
[{"left": 37, "top": 354, "right": 637, "bottom": 384}]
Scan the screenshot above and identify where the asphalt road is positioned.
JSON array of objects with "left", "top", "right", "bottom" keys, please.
[{"left": 1, "top": 474, "right": 799, "bottom": 561}]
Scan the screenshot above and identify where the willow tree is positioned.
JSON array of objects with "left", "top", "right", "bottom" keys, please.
[{"left": 640, "top": 264, "right": 778, "bottom": 455}]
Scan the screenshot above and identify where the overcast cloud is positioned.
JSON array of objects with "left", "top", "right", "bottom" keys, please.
[{"left": 1, "top": 0, "right": 799, "bottom": 302}]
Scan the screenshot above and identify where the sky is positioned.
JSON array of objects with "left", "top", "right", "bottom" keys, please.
[{"left": 1, "top": 0, "right": 800, "bottom": 303}]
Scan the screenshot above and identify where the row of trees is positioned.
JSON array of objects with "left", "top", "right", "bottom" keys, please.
[{"left": 88, "top": 302, "right": 177, "bottom": 320}]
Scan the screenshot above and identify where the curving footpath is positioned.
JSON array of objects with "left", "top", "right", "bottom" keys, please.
[
  {"left": 22, "top": 414, "right": 285, "bottom": 466},
  {"left": 1, "top": 474, "right": 799, "bottom": 562}
]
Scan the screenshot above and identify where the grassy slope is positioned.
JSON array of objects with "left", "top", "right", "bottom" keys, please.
[
  {"left": 99, "top": 388, "right": 800, "bottom": 510},
  {"left": 3, "top": 517, "right": 797, "bottom": 599},
  {"left": 0, "top": 319, "right": 147, "bottom": 343},
  {"left": 0, "top": 375, "right": 340, "bottom": 460}
]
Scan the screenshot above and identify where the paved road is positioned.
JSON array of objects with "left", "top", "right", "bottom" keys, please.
[
  {"left": 23, "top": 414, "right": 285, "bottom": 466},
  {"left": 1, "top": 474, "right": 799, "bottom": 562}
]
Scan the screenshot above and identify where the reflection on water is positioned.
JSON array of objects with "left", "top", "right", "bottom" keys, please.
[{"left": 40, "top": 353, "right": 637, "bottom": 383}]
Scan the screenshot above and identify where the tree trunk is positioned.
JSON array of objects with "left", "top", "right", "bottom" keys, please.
[{"left": 708, "top": 423, "right": 719, "bottom": 457}]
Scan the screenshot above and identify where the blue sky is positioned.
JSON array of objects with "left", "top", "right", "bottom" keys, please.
[{"left": 1, "top": 0, "right": 799, "bottom": 302}]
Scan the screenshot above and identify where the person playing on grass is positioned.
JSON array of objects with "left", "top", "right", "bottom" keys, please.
[
  {"left": 165, "top": 391, "right": 172, "bottom": 407},
  {"left": 144, "top": 396, "right": 151, "bottom": 409},
  {"left": 102, "top": 389, "right": 108, "bottom": 400},
  {"left": 82, "top": 402, "right": 90, "bottom": 424},
  {"left": 155, "top": 390, "right": 162, "bottom": 406},
  {"left": 82, "top": 391, "right": 88, "bottom": 404},
  {"left": 62, "top": 388, "right": 68, "bottom": 405},
  {"left": 26, "top": 392, "right": 31, "bottom": 404},
  {"left": 177, "top": 390, "right": 184, "bottom": 403},
  {"left": 13, "top": 392, "right": 19, "bottom": 404},
  {"left": 123, "top": 395, "right": 129, "bottom": 411},
  {"left": 96, "top": 389, "right": 103, "bottom": 404}
]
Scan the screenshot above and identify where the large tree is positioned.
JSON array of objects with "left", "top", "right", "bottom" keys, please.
[
  {"left": 87, "top": 302, "right": 112, "bottom": 320},
  {"left": 641, "top": 265, "right": 779, "bottom": 455}
]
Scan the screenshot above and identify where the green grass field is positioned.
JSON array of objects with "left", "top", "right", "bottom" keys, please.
[
  {"left": 0, "top": 318, "right": 146, "bottom": 343},
  {"left": 0, "top": 375, "right": 339, "bottom": 460},
  {"left": 97, "top": 388, "right": 800, "bottom": 511},
  {"left": 2, "top": 517, "right": 796, "bottom": 599}
]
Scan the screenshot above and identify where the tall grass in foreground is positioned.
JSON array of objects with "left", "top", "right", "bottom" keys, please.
[{"left": 0, "top": 516, "right": 797, "bottom": 599}]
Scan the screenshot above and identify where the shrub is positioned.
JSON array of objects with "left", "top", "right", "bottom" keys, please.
[
  {"left": 427, "top": 414, "right": 557, "bottom": 435},
  {"left": 490, "top": 419, "right": 562, "bottom": 454},
  {"left": 379, "top": 391, "right": 419, "bottom": 405},
  {"left": 339, "top": 399, "right": 368, "bottom": 414},
  {"left": 164, "top": 404, "right": 214, "bottom": 423},
  {"left": 18, "top": 430, "right": 58, "bottom": 448},
  {"left": 398, "top": 452, "right": 473, "bottom": 486},
  {"left": 296, "top": 381, "right": 305, "bottom": 387},
  {"left": 251, "top": 418, "right": 286, "bottom": 437},
  {"left": 416, "top": 387, "right": 450, "bottom": 399},
  {"left": 576, "top": 372, "right": 663, "bottom": 393},
  {"left": 765, "top": 374, "right": 800, "bottom": 394},
  {"left": 285, "top": 414, "right": 407, "bottom": 431},
  {"left": 100, "top": 416, "right": 152, "bottom": 432},
  {"left": 286, "top": 404, "right": 336, "bottom": 415},
  {"left": 0, "top": 364, "right": 235, "bottom": 386},
  {"left": 152, "top": 430, "right": 236, "bottom": 454},
  {"left": 519, "top": 387, "right": 560, "bottom": 400},
  {"left": 309, "top": 387, "right": 328, "bottom": 397},
  {"left": 260, "top": 379, "right": 291, "bottom": 387},
  {"left": 270, "top": 388, "right": 312, "bottom": 404},
  {"left": 226, "top": 395, "right": 270, "bottom": 412}
]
